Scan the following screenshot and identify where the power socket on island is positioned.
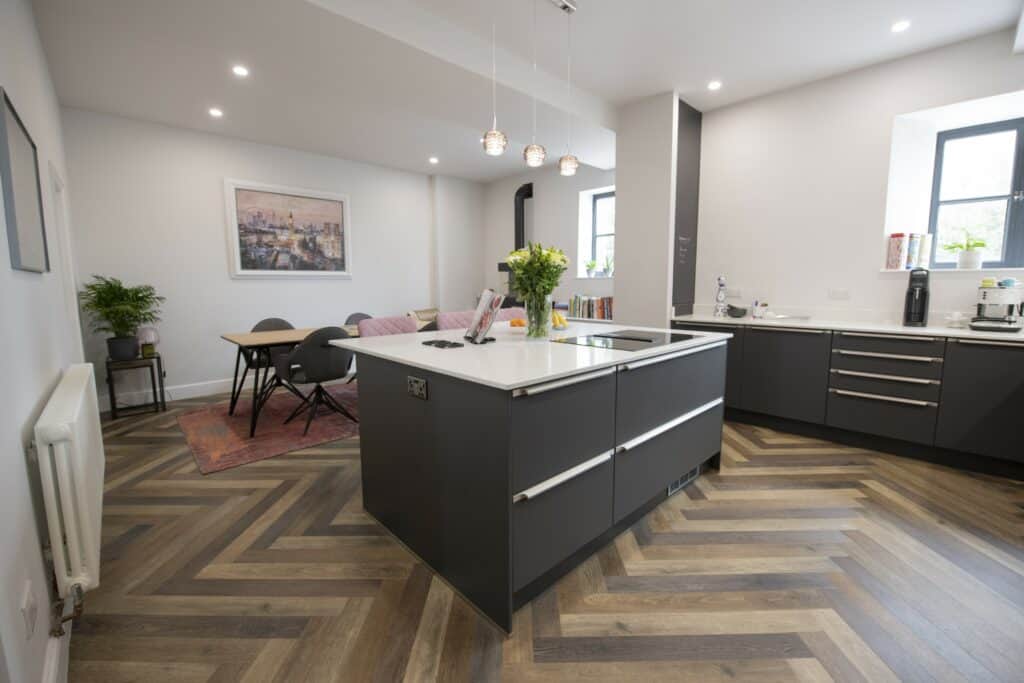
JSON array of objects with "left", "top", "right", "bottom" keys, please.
[{"left": 407, "top": 376, "right": 428, "bottom": 400}]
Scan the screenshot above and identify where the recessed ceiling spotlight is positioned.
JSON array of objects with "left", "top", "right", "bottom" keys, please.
[
  {"left": 208, "top": 107, "right": 224, "bottom": 118},
  {"left": 707, "top": 80, "right": 723, "bottom": 91},
  {"left": 232, "top": 64, "right": 250, "bottom": 77},
  {"left": 428, "top": 156, "right": 439, "bottom": 165},
  {"left": 891, "top": 20, "right": 911, "bottom": 33}
]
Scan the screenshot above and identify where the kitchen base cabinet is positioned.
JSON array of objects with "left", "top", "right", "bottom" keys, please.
[
  {"left": 740, "top": 327, "right": 832, "bottom": 424},
  {"left": 671, "top": 321, "right": 743, "bottom": 407},
  {"left": 826, "top": 388, "right": 938, "bottom": 445},
  {"left": 935, "top": 339, "right": 1024, "bottom": 463}
]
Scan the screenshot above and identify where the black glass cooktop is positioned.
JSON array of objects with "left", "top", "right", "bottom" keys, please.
[{"left": 552, "top": 329, "right": 696, "bottom": 352}]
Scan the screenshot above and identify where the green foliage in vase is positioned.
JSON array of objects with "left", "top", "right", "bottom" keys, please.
[
  {"left": 506, "top": 243, "right": 569, "bottom": 299},
  {"left": 79, "top": 275, "right": 165, "bottom": 338},
  {"left": 942, "top": 230, "right": 987, "bottom": 254}
]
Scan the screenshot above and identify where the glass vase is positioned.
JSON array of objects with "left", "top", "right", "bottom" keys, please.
[{"left": 525, "top": 293, "right": 552, "bottom": 340}]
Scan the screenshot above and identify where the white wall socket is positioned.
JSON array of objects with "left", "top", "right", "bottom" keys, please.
[
  {"left": 827, "top": 288, "right": 851, "bottom": 301},
  {"left": 21, "top": 581, "right": 37, "bottom": 639}
]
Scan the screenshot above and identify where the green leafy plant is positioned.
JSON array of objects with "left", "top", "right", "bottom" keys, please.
[
  {"left": 942, "top": 231, "right": 987, "bottom": 254},
  {"left": 604, "top": 253, "right": 614, "bottom": 276},
  {"left": 506, "top": 243, "right": 568, "bottom": 299},
  {"left": 585, "top": 259, "right": 597, "bottom": 272},
  {"left": 79, "top": 275, "right": 164, "bottom": 338}
]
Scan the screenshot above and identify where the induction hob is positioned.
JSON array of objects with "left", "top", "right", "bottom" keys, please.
[{"left": 552, "top": 329, "right": 696, "bottom": 352}]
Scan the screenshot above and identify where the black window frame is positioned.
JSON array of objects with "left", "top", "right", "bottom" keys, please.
[
  {"left": 928, "top": 116, "right": 1024, "bottom": 268},
  {"left": 591, "top": 190, "right": 615, "bottom": 273}
]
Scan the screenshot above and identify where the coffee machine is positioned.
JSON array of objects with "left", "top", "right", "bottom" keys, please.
[
  {"left": 903, "top": 268, "right": 929, "bottom": 327},
  {"left": 969, "top": 285, "right": 1023, "bottom": 332}
]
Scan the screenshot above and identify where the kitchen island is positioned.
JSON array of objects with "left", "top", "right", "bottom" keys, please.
[{"left": 332, "top": 322, "right": 730, "bottom": 631}]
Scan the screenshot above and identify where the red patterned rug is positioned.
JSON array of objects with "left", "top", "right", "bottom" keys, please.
[{"left": 178, "top": 383, "right": 360, "bottom": 474}]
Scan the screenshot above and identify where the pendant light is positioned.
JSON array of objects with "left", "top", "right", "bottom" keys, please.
[
  {"left": 482, "top": 1, "right": 508, "bottom": 156},
  {"left": 558, "top": 5, "right": 578, "bottom": 176},
  {"left": 523, "top": 0, "right": 546, "bottom": 167}
]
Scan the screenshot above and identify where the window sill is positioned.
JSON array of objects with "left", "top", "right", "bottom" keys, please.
[
  {"left": 879, "top": 267, "right": 1024, "bottom": 274},
  {"left": 575, "top": 275, "right": 614, "bottom": 280}
]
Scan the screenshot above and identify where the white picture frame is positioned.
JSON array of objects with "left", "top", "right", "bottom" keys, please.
[{"left": 224, "top": 178, "right": 352, "bottom": 279}]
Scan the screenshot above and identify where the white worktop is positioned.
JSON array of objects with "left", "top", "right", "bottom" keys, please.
[
  {"left": 331, "top": 322, "right": 731, "bottom": 391},
  {"left": 673, "top": 313, "right": 1024, "bottom": 343}
]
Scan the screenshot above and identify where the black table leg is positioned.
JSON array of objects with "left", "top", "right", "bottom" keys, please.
[
  {"left": 248, "top": 348, "right": 267, "bottom": 438},
  {"left": 106, "top": 362, "right": 118, "bottom": 420},
  {"left": 229, "top": 347, "right": 249, "bottom": 416},
  {"left": 149, "top": 363, "right": 159, "bottom": 414},
  {"left": 157, "top": 355, "right": 167, "bottom": 411}
]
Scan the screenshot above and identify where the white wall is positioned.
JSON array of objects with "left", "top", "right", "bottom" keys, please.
[
  {"left": 63, "top": 109, "right": 485, "bottom": 404},
  {"left": 697, "top": 29, "right": 1024, "bottom": 321},
  {"left": 614, "top": 93, "right": 678, "bottom": 327},
  {"left": 0, "top": 0, "right": 81, "bottom": 681},
  {"left": 433, "top": 176, "right": 485, "bottom": 311},
  {"left": 482, "top": 163, "right": 615, "bottom": 304}
]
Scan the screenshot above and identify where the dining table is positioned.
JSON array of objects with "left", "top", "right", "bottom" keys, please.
[{"left": 220, "top": 324, "right": 360, "bottom": 437}]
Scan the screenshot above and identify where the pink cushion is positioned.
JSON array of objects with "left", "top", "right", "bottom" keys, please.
[
  {"left": 357, "top": 316, "right": 417, "bottom": 337},
  {"left": 436, "top": 307, "right": 528, "bottom": 330},
  {"left": 436, "top": 310, "right": 475, "bottom": 330},
  {"left": 497, "top": 307, "right": 526, "bottom": 321}
]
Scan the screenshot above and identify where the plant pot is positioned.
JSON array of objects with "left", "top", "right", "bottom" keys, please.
[
  {"left": 957, "top": 249, "right": 984, "bottom": 270},
  {"left": 586, "top": 269, "right": 595, "bottom": 278},
  {"left": 524, "top": 293, "right": 553, "bottom": 340},
  {"left": 107, "top": 336, "right": 140, "bottom": 361}
]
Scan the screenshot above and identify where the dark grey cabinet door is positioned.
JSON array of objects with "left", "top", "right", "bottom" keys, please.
[
  {"left": 740, "top": 327, "right": 832, "bottom": 424},
  {"left": 671, "top": 322, "right": 743, "bottom": 407},
  {"left": 935, "top": 339, "right": 1024, "bottom": 463}
]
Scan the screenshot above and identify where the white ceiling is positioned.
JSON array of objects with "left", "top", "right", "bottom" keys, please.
[
  {"left": 404, "top": 0, "right": 1023, "bottom": 110},
  {"left": 32, "top": 0, "right": 1022, "bottom": 182}
]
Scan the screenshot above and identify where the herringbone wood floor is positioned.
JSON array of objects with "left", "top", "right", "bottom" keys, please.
[{"left": 70, "top": 392, "right": 1024, "bottom": 682}]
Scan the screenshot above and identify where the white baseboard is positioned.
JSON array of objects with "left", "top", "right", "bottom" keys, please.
[
  {"left": 41, "top": 627, "right": 70, "bottom": 683},
  {"left": 98, "top": 376, "right": 235, "bottom": 413}
]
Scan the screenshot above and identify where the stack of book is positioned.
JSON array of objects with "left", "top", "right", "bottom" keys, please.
[{"left": 568, "top": 295, "right": 614, "bottom": 320}]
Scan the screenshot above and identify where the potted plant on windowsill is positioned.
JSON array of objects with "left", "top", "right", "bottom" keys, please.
[
  {"left": 506, "top": 243, "right": 568, "bottom": 339},
  {"left": 79, "top": 275, "right": 165, "bottom": 361},
  {"left": 942, "top": 232, "right": 987, "bottom": 270},
  {"left": 603, "top": 254, "right": 614, "bottom": 278},
  {"left": 585, "top": 259, "right": 597, "bottom": 278}
]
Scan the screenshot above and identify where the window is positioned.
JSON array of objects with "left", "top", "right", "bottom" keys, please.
[
  {"left": 591, "top": 191, "right": 615, "bottom": 273},
  {"left": 929, "top": 117, "right": 1024, "bottom": 267}
]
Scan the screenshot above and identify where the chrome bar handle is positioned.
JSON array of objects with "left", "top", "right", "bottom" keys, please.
[
  {"left": 830, "top": 369, "right": 940, "bottom": 386},
  {"left": 830, "top": 388, "right": 936, "bottom": 408},
  {"left": 952, "top": 339, "right": 1024, "bottom": 349},
  {"left": 619, "top": 342, "right": 727, "bottom": 372},
  {"left": 616, "top": 398, "right": 724, "bottom": 453},
  {"left": 833, "top": 349, "right": 942, "bottom": 363},
  {"left": 749, "top": 327, "right": 827, "bottom": 334},
  {"left": 512, "top": 450, "right": 613, "bottom": 503},
  {"left": 837, "top": 331, "right": 936, "bottom": 342},
  {"left": 512, "top": 368, "right": 616, "bottom": 398}
]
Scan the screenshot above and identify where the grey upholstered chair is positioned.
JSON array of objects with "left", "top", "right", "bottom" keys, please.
[
  {"left": 277, "top": 327, "right": 358, "bottom": 434},
  {"left": 344, "top": 312, "right": 372, "bottom": 326},
  {"left": 230, "top": 317, "right": 301, "bottom": 415}
]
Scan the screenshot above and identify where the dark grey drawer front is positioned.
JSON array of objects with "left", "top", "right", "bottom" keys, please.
[
  {"left": 511, "top": 372, "right": 615, "bottom": 491},
  {"left": 740, "top": 327, "right": 832, "bottom": 424},
  {"left": 512, "top": 459, "right": 613, "bottom": 590},
  {"left": 826, "top": 389, "right": 937, "bottom": 445},
  {"left": 828, "top": 368, "right": 941, "bottom": 402},
  {"left": 832, "top": 331, "right": 946, "bottom": 358},
  {"left": 830, "top": 349, "right": 944, "bottom": 380},
  {"left": 672, "top": 323, "right": 744, "bottom": 407},
  {"left": 616, "top": 344, "right": 726, "bottom": 442},
  {"left": 614, "top": 402, "right": 724, "bottom": 522}
]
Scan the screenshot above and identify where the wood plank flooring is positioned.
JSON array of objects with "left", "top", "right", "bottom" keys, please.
[{"left": 71, "top": 393, "right": 1024, "bottom": 682}]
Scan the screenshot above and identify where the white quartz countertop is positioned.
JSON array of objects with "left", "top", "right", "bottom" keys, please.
[
  {"left": 331, "top": 322, "right": 731, "bottom": 391},
  {"left": 672, "top": 313, "right": 1024, "bottom": 343}
]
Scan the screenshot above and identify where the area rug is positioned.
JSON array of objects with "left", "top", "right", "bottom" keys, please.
[{"left": 178, "top": 383, "right": 360, "bottom": 474}]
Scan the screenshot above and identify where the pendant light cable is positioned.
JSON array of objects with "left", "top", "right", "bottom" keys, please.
[
  {"left": 565, "top": 8, "right": 572, "bottom": 153},
  {"left": 491, "top": 2, "right": 498, "bottom": 130},
  {"left": 531, "top": 0, "right": 537, "bottom": 144}
]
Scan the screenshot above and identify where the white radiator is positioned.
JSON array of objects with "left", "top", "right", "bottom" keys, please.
[{"left": 34, "top": 363, "right": 106, "bottom": 599}]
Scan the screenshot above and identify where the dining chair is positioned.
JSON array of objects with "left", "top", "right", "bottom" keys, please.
[
  {"left": 357, "top": 315, "right": 417, "bottom": 337},
  {"left": 345, "top": 312, "right": 372, "bottom": 326},
  {"left": 276, "top": 327, "right": 359, "bottom": 435},
  {"left": 436, "top": 307, "right": 527, "bottom": 330},
  {"left": 230, "top": 317, "right": 299, "bottom": 415}
]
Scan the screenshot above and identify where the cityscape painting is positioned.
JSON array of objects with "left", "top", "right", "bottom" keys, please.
[{"left": 224, "top": 179, "right": 351, "bottom": 278}]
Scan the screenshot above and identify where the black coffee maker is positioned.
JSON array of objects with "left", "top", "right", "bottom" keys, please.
[{"left": 903, "top": 268, "right": 929, "bottom": 327}]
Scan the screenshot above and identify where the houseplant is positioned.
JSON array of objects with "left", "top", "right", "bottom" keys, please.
[
  {"left": 943, "top": 232, "right": 987, "bottom": 270},
  {"left": 603, "top": 254, "right": 614, "bottom": 277},
  {"left": 506, "top": 243, "right": 568, "bottom": 339},
  {"left": 585, "top": 259, "right": 597, "bottom": 278},
  {"left": 79, "top": 275, "right": 165, "bottom": 360}
]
